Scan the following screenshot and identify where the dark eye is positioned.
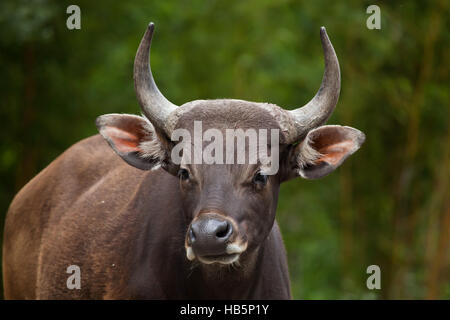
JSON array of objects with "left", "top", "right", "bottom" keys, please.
[
  {"left": 253, "top": 172, "right": 268, "bottom": 186},
  {"left": 178, "top": 168, "right": 190, "bottom": 181}
]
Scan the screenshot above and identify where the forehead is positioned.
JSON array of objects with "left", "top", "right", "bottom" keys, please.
[
  {"left": 171, "top": 100, "right": 282, "bottom": 174},
  {"left": 173, "top": 99, "right": 282, "bottom": 132}
]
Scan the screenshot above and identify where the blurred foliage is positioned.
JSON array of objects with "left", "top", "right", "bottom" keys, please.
[{"left": 0, "top": 0, "right": 448, "bottom": 299}]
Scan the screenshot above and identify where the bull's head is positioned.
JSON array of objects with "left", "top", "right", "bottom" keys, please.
[{"left": 97, "top": 23, "right": 365, "bottom": 267}]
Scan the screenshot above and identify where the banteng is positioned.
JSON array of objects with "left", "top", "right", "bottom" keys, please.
[{"left": 3, "top": 23, "right": 365, "bottom": 299}]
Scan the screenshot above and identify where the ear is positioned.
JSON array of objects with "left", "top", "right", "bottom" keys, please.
[
  {"left": 96, "top": 113, "right": 170, "bottom": 171},
  {"left": 282, "top": 125, "right": 365, "bottom": 181}
]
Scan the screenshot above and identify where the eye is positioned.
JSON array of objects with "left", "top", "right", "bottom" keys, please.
[
  {"left": 252, "top": 172, "right": 268, "bottom": 186},
  {"left": 178, "top": 168, "right": 190, "bottom": 181}
]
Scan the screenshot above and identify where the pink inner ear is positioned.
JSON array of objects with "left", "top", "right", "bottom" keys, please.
[
  {"left": 317, "top": 140, "right": 354, "bottom": 166},
  {"left": 104, "top": 126, "right": 141, "bottom": 153}
]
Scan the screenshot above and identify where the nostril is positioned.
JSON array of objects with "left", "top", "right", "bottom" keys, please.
[
  {"left": 215, "top": 221, "right": 232, "bottom": 239},
  {"left": 189, "top": 228, "right": 196, "bottom": 244}
]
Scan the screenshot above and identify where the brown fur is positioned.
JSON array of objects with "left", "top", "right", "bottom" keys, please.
[{"left": 3, "top": 99, "right": 364, "bottom": 299}]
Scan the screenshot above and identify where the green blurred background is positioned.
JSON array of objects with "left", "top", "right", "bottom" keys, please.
[{"left": 0, "top": 0, "right": 448, "bottom": 299}]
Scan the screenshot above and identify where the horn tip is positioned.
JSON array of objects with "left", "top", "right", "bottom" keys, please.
[
  {"left": 319, "top": 26, "right": 331, "bottom": 47},
  {"left": 148, "top": 22, "right": 155, "bottom": 31}
]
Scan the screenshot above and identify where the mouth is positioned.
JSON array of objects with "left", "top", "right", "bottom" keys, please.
[
  {"left": 186, "top": 242, "right": 248, "bottom": 265},
  {"left": 197, "top": 253, "right": 240, "bottom": 265}
]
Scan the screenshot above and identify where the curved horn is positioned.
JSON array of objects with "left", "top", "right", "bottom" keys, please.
[
  {"left": 287, "top": 27, "right": 340, "bottom": 143},
  {"left": 134, "top": 22, "right": 177, "bottom": 136}
]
